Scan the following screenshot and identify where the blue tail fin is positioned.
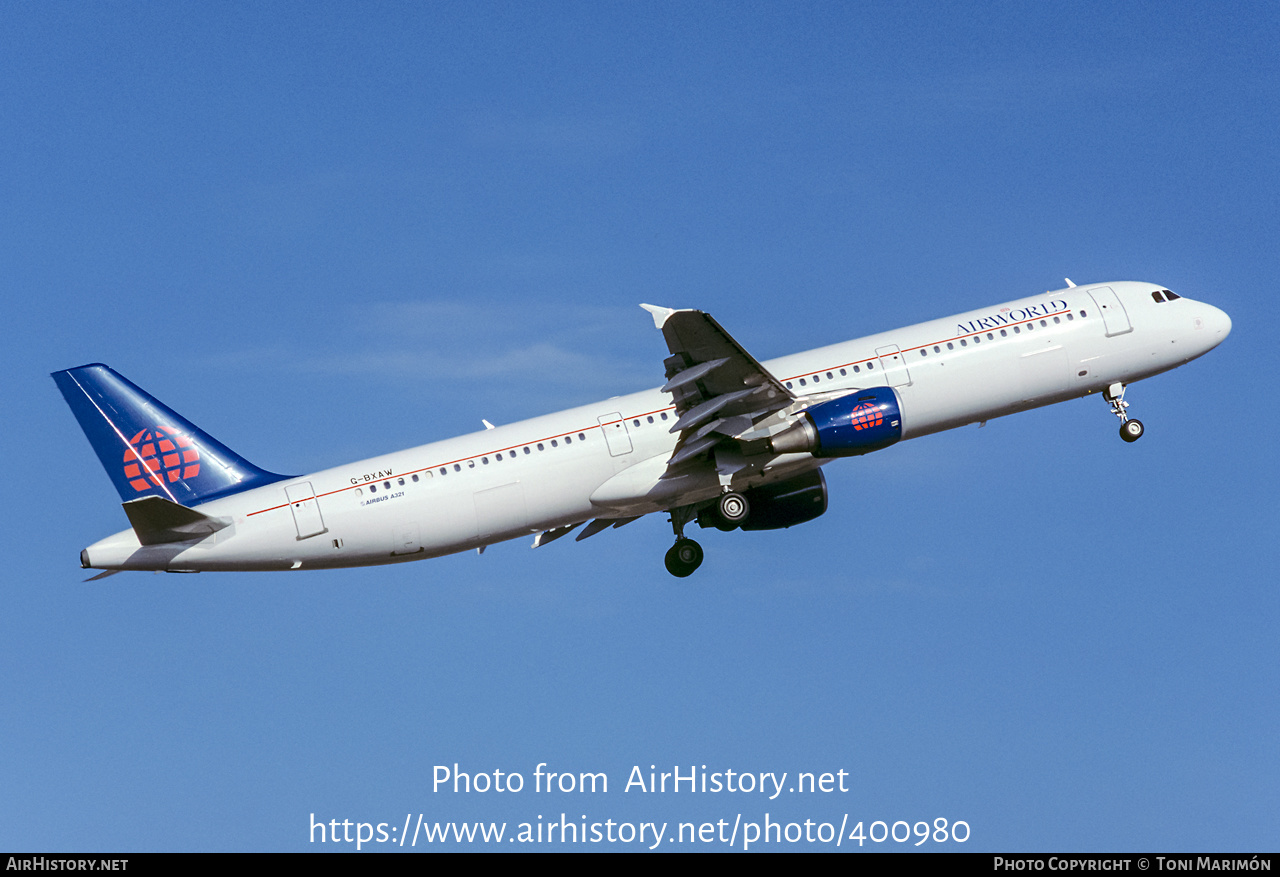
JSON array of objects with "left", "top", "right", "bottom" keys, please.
[{"left": 52, "top": 363, "right": 290, "bottom": 506}]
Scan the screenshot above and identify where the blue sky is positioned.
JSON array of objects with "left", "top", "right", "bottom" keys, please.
[{"left": 3, "top": 2, "right": 1276, "bottom": 852}]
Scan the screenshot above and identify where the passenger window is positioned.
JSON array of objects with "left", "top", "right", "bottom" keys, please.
[
  {"left": 579, "top": 432, "right": 587, "bottom": 439},
  {"left": 565, "top": 435, "right": 572, "bottom": 444},
  {"left": 867, "top": 362, "right": 875, "bottom": 370},
  {"left": 384, "top": 481, "right": 391, "bottom": 489},
  {"left": 947, "top": 342, "right": 954, "bottom": 350},
  {"left": 934, "top": 346, "right": 941, "bottom": 352},
  {"left": 1000, "top": 330, "right": 1007, "bottom": 336},
  {"left": 960, "top": 339, "right": 967, "bottom": 346},
  {"left": 523, "top": 447, "right": 530, "bottom": 455},
  {"left": 551, "top": 440, "right": 558, "bottom": 447},
  {"left": 1067, "top": 313, "right": 1074, "bottom": 321},
  {"left": 440, "top": 468, "right": 447, "bottom": 476},
  {"left": 468, "top": 460, "right": 475, "bottom": 468},
  {"left": 633, "top": 419, "right": 640, "bottom": 427},
  {"left": 812, "top": 374, "right": 820, "bottom": 383},
  {"left": 839, "top": 368, "right": 847, "bottom": 376},
  {"left": 537, "top": 443, "right": 544, "bottom": 451},
  {"left": 987, "top": 333, "right": 994, "bottom": 340},
  {"left": 398, "top": 478, "right": 405, "bottom": 486},
  {"left": 1014, "top": 326, "right": 1021, "bottom": 334},
  {"left": 853, "top": 365, "right": 860, "bottom": 373},
  {"left": 453, "top": 464, "right": 461, "bottom": 472},
  {"left": 660, "top": 413, "right": 668, "bottom": 421},
  {"left": 920, "top": 349, "right": 927, "bottom": 357},
  {"left": 1053, "top": 316, "right": 1060, "bottom": 324},
  {"left": 1040, "top": 320, "right": 1047, "bottom": 327},
  {"left": 370, "top": 484, "right": 377, "bottom": 493},
  {"left": 1080, "top": 310, "right": 1088, "bottom": 317},
  {"left": 799, "top": 378, "right": 807, "bottom": 386}
]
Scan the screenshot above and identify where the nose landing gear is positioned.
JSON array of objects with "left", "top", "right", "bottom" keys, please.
[{"left": 1105, "top": 383, "right": 1144, "bottom": 443}]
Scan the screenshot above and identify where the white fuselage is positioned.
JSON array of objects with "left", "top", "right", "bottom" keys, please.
[{"left": 82, "top": 281, "right": 1231, "bottom": 572}]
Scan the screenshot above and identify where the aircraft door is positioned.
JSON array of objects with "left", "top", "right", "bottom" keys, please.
[
  {"left": 875, "top": 345, "right": 912, "bottom": 387},
  {"left": 285, "top": 481, "right": 328, "bottom": 540},
  {"left": 1087, "top": 287, "right": 1133, "bottom": 337},
  {"left": 474, "top": 482, "right": 528, "bottom": 539},
  {"left": 597, "top": 412, "right": 633, "bottom": 456},
  {"left": 391, "top": 521, "right": 422, "bottom": 556},
  {"left": 1018, "top": 345, "right": 1070, "bottom": 402}
]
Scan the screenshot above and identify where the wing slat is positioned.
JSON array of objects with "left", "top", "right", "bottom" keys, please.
[{"left": 642, "top": 305, "right": 796, "bottom": 473}]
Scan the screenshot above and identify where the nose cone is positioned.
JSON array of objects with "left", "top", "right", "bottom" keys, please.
[
  {"left": 1211, "top": 304, "right": 1232, "bottom": 339},
  {"left": 1189, "top": 301, "right": 1231, "bottom": 359},
  {"left": 1204, "top": 303, "right": 1232, "bottom": 343}
]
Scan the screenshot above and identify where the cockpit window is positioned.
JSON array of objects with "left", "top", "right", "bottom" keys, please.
[
  {"left": 1164, "top": 289, "right": 1181, "bottom": 300},
  {"left": 1152, "top": 291, "right": 1166, "bottom": 303}
]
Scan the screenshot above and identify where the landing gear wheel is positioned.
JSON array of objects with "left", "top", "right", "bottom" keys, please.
[
  {"left": 664, "top": 538, "right": 704, "bottom": 578},
  {"left": 717, "top": 491, "right": 750, "bottom": 525},
  {"left": 1120, "top": 419, "right": 1144, "bottom": 443}
]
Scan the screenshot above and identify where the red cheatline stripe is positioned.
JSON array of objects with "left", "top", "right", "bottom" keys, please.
[{"left": 247, "top": 308, "right": 1075, "bottom": 517}]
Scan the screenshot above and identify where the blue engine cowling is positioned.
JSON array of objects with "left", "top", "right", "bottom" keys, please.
[
  {"left": 769, "top": 387, "right": 903, "bottom": 458},
  {"left": 739, "top": 469, "right": 828, "bottom": 531},
  {"left": 807, "top": 386, "right": 902, "bottom": 456}
]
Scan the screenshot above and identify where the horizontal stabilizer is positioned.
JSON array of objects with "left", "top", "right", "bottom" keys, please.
[{"left": 122, "top": 496, "right": 232, "bottom": 546}]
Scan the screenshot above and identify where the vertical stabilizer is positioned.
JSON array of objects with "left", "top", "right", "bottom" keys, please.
[{"left": 52, "top": 363, "right": 290, "bottom": 505}]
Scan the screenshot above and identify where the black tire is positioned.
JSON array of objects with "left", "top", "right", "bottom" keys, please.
[
  {"left": 664, "top": 538, "right": 704, "bottom": 577},
  {"left": 1120, "top": 419, "right": 1144, "bottom": 443},
  {"left": 718, "top": 492, "right": 750, "bottom": 524}
]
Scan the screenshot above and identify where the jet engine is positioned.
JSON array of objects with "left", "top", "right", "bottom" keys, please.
[
  {"left": 698, "top": 469, "right": 829, "bottom": 531},
  {"left": 768, "top": 387, "right": 902, "bottom": 457}
]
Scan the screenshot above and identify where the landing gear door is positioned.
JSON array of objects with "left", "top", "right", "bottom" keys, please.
[
  {"left": 597, "top": 412, "right": 633, "bottom": 457},
  {"left": 285, "top": 481, "right": 328, "bottom": 540},
  {"left": 1087, "top": 286, "right": 1133, "bottom": 337}
]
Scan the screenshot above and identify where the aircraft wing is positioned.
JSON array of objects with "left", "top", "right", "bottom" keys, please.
[{"left": 641, "top": 305, "right": 795, "bottom": 469}]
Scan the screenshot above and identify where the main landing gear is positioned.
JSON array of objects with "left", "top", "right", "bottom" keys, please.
[
  {"left": 663, "top": 492, "right": 750, "bottom": 577},
  {"left": 663, "top": 504, "right": 702, "bottom": 577},
  {"left": 665, "top": 539, "right": 704, "bottom": 578},
  {"left": 1104, "top": 382, "right": 1145, "bottom": 443}
]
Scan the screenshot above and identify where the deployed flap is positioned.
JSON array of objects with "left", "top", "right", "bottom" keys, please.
[
  {"left": 641, "top": 305, "right": 794, "bottom": 468},
  {"left": 122, "top": 496, "right": 232, "bottom": 546},
  {"left": 531, "top": 523, "right": 581, "bottom": 548}
]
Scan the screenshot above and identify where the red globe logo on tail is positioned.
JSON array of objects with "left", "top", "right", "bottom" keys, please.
[
  {"left": 123, "top": 426, "right": 200, "bottom": 492},
  {"left": 849, "top": 402, "right": 883, "bottom": 431}
]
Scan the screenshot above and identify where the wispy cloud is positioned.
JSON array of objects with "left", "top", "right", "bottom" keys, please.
[{"left": 202, "top": 298, "right": 664, "bottom": 408}]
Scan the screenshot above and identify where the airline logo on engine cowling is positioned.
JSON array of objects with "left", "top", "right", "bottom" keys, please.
[
  {"left": 956, "top": 299, "right": 1069, "bottom": 335},
  {"left": 123, "top": 426, "right": 200, "bottom": 492},
  {"left": 850, "top": 402, "right": 883, "bottom": 431}
]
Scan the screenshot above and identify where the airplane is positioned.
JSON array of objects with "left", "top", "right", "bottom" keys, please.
[{"left": 54, "top": 279, "right": 1230, "bottom": 579}]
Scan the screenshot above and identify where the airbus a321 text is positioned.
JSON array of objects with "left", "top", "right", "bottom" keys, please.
[{"left": 55, "top": 280, "right": 1230, "bottom": 578}]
